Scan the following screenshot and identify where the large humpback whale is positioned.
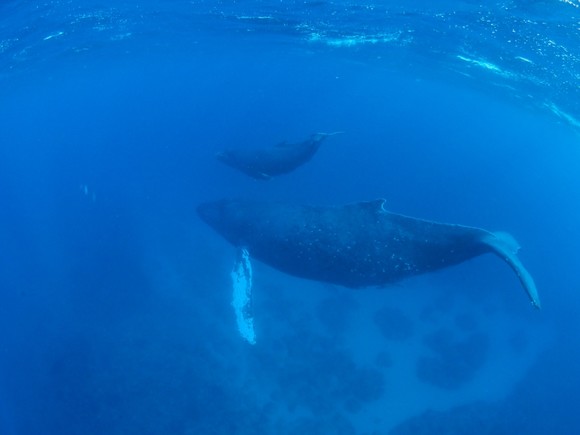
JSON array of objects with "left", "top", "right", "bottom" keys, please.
[
  {"left": 215, "top": 132, "right": 342, "bottom": 180},
  {"left": 197, "top": 198, "right": 540, "bottom": 309}
]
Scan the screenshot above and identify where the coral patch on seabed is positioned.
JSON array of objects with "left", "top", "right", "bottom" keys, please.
[
  {"left": 373, "top": 305, "right": 415, "bottom": 341},
  {"left": 388, "top": 401, "right": 498, "bottom": 435},
  {"left": 265, "top": 333, "right": 386, "bottom": 416},
  {"left": 415, "top": 328, "right": 490, "bottom": 389},
  {"left": 316, "top": 294, "right": 358, "bottom": 337}
]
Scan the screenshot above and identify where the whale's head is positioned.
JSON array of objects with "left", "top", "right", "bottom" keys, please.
[
  {"left": 215, "top": 149, "right": 235, "bottom": 166},
  {"left": 197, "top": 200, "right": 223, "bottom": 229},
  {"left": 197, "top": 199, "right": 254, "bottom": 247}
]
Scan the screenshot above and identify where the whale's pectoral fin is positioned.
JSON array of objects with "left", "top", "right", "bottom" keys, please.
[
  {"left": 256, "top": 172, "right": 272, "bottom": 180},
  {"left": 482, "top": 231, "right": 541, "bottom": 309},
  {"left": 231, "top": 248, "right": 256, "bottom": 344}
]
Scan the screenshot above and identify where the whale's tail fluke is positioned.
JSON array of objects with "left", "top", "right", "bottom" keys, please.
[
  {"left": 482, "top": 231, "right": 541, "bottom": 309},
  {"left": 313, "top": 131, "right": 345, "bottom": 139}
]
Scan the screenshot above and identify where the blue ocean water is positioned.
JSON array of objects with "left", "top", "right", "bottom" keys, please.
[{"left": 1, "top": 0, "right": 579, "bottom": 433}]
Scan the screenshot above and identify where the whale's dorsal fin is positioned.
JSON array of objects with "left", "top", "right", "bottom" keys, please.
[
  {"left": 355, "top": 199, "right": 388, "bottom": 213},
  {"left": 361, "top": 198, "right": 387, "bottom": 212}
]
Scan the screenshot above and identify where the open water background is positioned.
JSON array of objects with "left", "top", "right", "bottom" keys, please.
[{"left": 0, "top": 1, "right": 579, "bottom": 433}]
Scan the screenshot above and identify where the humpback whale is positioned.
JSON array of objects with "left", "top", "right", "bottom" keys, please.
[
  {"left": 215, "top": 132, "right": 342, "bottom": 180},
  {"left": 197, "top": 199, "right": 540, "bottom": 309}
]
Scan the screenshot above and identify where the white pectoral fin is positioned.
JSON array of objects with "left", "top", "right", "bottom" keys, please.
[{"left": 231, "top": 248, "right": 256, "bottom": 344}]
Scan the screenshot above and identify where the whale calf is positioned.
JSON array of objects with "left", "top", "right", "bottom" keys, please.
[
  {"left": 197, "top": 198, "right": 540, "bottom": 309},
  {"left": 216, "top": 132, "right": 342, "bottom": 180}
]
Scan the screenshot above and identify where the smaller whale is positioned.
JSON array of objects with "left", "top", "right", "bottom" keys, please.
[{"left": 216, "top": 132, "right": 343, "bottom": 180}]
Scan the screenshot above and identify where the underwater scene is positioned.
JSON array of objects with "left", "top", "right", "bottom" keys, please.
[{"left": 0, "top": 0, "right": 579, "bottom": 433}]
